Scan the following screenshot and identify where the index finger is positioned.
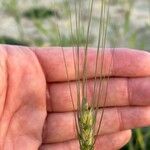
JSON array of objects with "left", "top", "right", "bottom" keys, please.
[{"left": 34, "top": 47, "right": 150, "bottom": 82}]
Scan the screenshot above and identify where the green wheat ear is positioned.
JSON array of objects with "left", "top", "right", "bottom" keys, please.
[{"left": 78, "top": 98, "right": 96, "bottom": 150}]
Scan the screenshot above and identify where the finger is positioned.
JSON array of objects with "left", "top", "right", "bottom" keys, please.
[
  {"left": 34, "top": 47, "right": 150, "bottom": 82},
  {"left": 47, "top": 77, "right": 150, "bottom": 112},
  {"left": 40, "top": 130, "right": 131, "bottom": 150},
  {"left": 43, "top": 106, "right": 150, "bottom": 143}
]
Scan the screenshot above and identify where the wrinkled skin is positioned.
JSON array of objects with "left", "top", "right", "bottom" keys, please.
[{"left": 0, "top": 45, "right": 150, "bottom": 150}]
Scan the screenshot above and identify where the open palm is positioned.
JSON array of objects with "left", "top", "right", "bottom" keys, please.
[{"left": 0, "top": 45, "right": 150, "bottom": 150}]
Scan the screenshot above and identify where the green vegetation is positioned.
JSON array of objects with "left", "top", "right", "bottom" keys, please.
[
  {"left": 23, "top": 7, "right": 58, "bottom": 19},
  {"left": 0, "top": 36, "right": 30, "bottom": 45}
]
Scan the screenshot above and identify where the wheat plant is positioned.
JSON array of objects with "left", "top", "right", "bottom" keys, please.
[{"left": 53, "top": 0, "right": 113, "bottom": 149}]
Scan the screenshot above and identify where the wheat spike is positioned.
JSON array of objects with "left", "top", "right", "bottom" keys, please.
[{"left": 78, "top": 98, "right": 96, "bottom": 150}]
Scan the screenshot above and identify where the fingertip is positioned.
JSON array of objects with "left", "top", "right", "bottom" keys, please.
[
  {"left": 122, "top": 130, "right": 132, "bottom": 145},
  {"left": 113, "top": 49, "right": 150, "bottom": 77},
  {"left": 95, "top": 130, "right": 132, "bottom": 150}
]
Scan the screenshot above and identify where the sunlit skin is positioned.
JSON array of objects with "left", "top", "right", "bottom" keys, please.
[{"left": 0, "top": 45, "right": 150, "bottom": 150}]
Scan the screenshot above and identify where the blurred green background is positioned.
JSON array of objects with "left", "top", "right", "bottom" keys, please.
[{"left": 0, "top": 0, "right": 150, "bottom": 149}]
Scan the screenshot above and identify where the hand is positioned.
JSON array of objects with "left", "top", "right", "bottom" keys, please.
[{"left": 0, "top": 45, "right": 150, "bottom": 150}]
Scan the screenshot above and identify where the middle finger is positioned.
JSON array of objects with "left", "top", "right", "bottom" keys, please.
[{"left": 47, "top": 77, "right": 150, "bottom": 112}]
